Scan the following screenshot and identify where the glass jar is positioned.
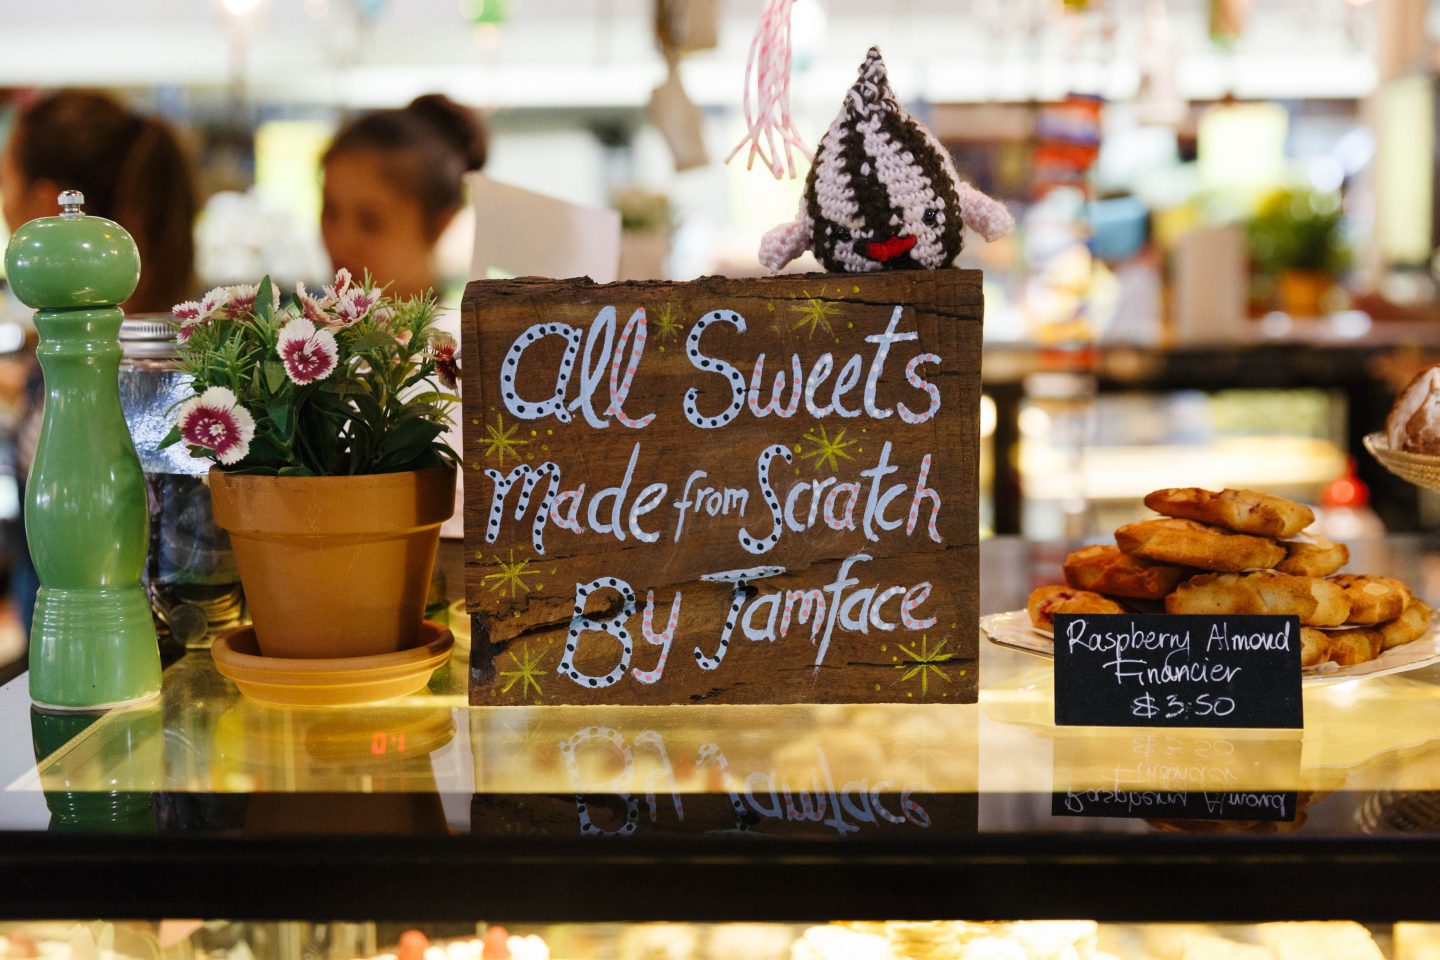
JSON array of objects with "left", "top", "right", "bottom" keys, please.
[{"left": 119, "top": 317, "right": 246, "bottom": 650}]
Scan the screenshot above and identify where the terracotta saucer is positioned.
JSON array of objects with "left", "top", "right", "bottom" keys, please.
[{"left": 212, "top": 621, "right": 454, "bottom": 706}]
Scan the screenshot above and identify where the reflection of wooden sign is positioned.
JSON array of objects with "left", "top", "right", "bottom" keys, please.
[{"left": 460, "top": 271, "right": 981, "bottom": 705}]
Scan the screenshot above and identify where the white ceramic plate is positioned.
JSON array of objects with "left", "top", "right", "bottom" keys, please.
[{"left": 980, "top": 609, "right": 1440, "bottom": 685}]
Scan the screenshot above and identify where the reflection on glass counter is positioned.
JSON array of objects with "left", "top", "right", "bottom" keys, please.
[
  {"left": 8, "top": 537, "right": 1440, "bottom": 843},
  {"left": 3, "top": 919, "right": 1434, "bottom": 960}
]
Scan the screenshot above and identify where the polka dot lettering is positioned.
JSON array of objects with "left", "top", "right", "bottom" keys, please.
[
  {"left": 557, "top": 577, "right": 637, "bottom": 689},
  {"left": 607, "top": 307, "right": 656, "bottom": 429},
  {"left": 683, "top": 310, "right": 748, "bottom": 430},
  {"left": 483, "top": 461, "right": 561, "bottom": 554},
  {"left": 500, "top": 322, "right": 582, "bottom": 423},
  {"left": 632, "top": 588, "right": 681, "bottom": 685},
  {"left": 737, "top": 443, "right": 790, "bottom": 555},
  {"left": 897, "top": 352, "right": 942, "bottom": 424}
]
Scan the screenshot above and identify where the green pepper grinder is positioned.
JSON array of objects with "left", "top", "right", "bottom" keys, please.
[{"left": 4, "top": 191, "right": 160, "bottom": 711}]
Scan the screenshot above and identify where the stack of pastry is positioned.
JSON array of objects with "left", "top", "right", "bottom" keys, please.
[{"left": 1027, "top": 487, "right": 1432, "bottom": 669}]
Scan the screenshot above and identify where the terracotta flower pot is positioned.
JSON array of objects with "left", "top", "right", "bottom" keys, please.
[
  {"left": 208, "top": 466, "right": 456, "bottom": 660},
  {"left": 1277, "top": 269, "right": 1333, "bottom": 318}
]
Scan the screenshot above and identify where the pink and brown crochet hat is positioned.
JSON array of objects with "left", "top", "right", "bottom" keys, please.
[{"left": 760, "top": 46, "right": 1014, "bottom": 273}]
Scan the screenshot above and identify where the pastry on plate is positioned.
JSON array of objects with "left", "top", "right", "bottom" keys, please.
[
  {"left": 1062, "top": 544, "right": 1190, "bottom": 600},
  {"left": 1332, "top": 599, "right": 1435, "bottom": 656},
  {"left": 1318, "top": 626, "right": 1383, "bottom": 666},
  {"left": 1143, "top": 487, "right": 1314, "bottom": 539},
  {"left": 1386, "top": 365, "right": 1440, "bottom": 455},
  {"left": 1116, "top": 517, "right": 1285, "bottom": 573},
  {"left": 1277, "top": 535, "right": 1349, "bottom": 578},
  {"left": 1166, "top": 571, "right": 1351, "bottom": 626},
  {"left": 1027, "top": 585, "right": 1126, "bottom": 632},
  {"left": 1300, "top": 627, "right": 1329, "bottom": 668},
  {"left": 1383, "top": 599, "right": 1434, "bottom": 649},
  {"left": 1328, "top": 574, "right": 1412, "bottom": 625}
]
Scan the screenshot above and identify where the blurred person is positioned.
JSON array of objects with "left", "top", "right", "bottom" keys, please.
[
  {"left": 321, "top": 95, "right": 486, "bottom": 541},
  {"left": 1090, "top": 195, "right": 1163, "bottom": 346},
  {"left": 320, "top": 94, "right": 486, "bottom": 300},
  {"left": 0, "top": 89, "right": 199, "bottom": 638},
  {"left": 2, "top": 90, "right": 198, "bottom": 311}
]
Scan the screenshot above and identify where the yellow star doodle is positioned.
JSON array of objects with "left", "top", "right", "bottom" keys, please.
[
  {"left": 796, "top": 424, "right": 859, "bottom": 473},
  {"left": 483, "top": 548, "right": 536, "bottom": 598},
  {"left": 499, "top": 641, "right": 546, "bottom": 701},
  {"left": 895, "top": 635, "right": 953, "bottom": 700},
  {"left": 481, "top": 413, "right": 530, "bottom": 465},
  {"left": 789, "top": 287, "right": 841, "bottom": 338},
  {"left": 652, "top": 302, "right": 684, "bottom": 342}
]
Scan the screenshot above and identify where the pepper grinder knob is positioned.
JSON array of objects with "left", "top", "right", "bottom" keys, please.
[{"left": 57, "top": 190, "right": 85, "bottom": 217}]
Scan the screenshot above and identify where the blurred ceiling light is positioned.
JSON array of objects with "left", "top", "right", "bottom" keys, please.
[
  {"left": 1018, "top": 406, "right": 1052, "bottom": 438},
  {"left": 1309, "top": 155, "right": 1345, "bottom": 193},
  {"left": 472, "top": 23, "right": 503, "bottom": 50},
  {"left": 979, "top": 394, "right": 998, "bottom": 440},
  {"left": 791, "top": 0, "right": 827, "bottom": 65},
  {"left": 1334, "top": 126, "right": 1376, "bottom": 174},
  {"left": 221, "top": 0, "right": 264, "bottom": 17}
]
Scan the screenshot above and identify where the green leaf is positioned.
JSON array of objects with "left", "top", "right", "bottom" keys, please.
[
  {"left": 266, "top": 400, "right": 295, "bottom": 444},
  {"left": 256, "top": 277, "right": 275, "bottom": 322},
  {"left": 263, "top": 361, "right": 287, "bottom": 394},
  {"left": 376, "top": 416, "right": 444, "bottom": 470},
  {"left": 407, "top": 391, "right": 458, "bottom": 406},
  {"left": 158, "top": 425, "right": 183, "bottom": 450},
  {"left": 247, "top": 436, "right": 290, "bottom": 464}
]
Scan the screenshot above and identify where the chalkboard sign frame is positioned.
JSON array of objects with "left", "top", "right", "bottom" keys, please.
[
  {"left": 460, "top": 270, "right": 982, "bottom": 705},
  {"left": 1053, "top": 613, "right": 1304, "bottom": 730}
]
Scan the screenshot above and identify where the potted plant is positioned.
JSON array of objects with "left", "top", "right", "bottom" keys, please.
[
  {"left": 166, "top": 270, "right": 458, "bottom": 660},
  {"left": 1246, "top": 188, "right": 1352, "bottom": 317},
  {"left": 613, "top": 187, "right": 675, "bottom": 280}
]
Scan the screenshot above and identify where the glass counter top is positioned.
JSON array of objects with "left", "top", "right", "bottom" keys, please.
[{"left": 7, "top": 537, "right": 1440, "bottom": 924}]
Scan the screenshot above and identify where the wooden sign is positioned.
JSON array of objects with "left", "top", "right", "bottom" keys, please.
[
  {"left": 460, "top": 271, "right": 981, "bottom": 705},
  {"left": 1053, "top": 614, "right": 1304, "bottom": 729}
]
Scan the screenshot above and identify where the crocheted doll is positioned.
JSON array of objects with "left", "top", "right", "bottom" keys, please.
[{"left": 760, "top": 47, "right": 1014, "bottom": 273}]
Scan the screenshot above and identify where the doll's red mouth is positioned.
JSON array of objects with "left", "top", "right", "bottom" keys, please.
[{"left": 865, "top": 235, "right": 917, "bottom": 262}]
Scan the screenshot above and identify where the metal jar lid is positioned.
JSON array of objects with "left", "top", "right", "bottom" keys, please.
[{"left": 119, "top": 314, "right": 179, "bottom": 361}]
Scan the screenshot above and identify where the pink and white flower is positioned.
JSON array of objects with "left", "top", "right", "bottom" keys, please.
[
  {"left": 331, "top": 288, "right": 379, "bottom": 326},
  {"left": 323, "top": 267, "right": 354, "bottom": 302},
  {"left": 294, "top": 282, "right": 329, "bottom": 323},
  {"left": 172, "top": 300, "right": 202, "bottom": 341},
  {"left": 428, "top": 332, "right": 459, "bottom": 389},
  {"left": 200, "top": 286, "right": 232, "bottom": 318},
  {"left": 225, "top": 282, "right": 281, "bottom": 316},
  {"left": 277, "top": 317, "right": 339, "bottom": 385},
  {"left": 173, "top": 287, "right": 232, "bottom": 341},
  {"left": 177, "top": 386, "right": 256, "bottom": 465}
]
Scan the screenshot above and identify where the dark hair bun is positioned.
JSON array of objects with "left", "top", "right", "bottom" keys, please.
[{"left": 406, "top": 94, "right": 487, "bottom": 173}]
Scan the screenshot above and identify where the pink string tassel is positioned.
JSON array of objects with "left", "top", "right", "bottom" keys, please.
[{"left": 726, "top": 0, "right": 813, "bottom": 179}]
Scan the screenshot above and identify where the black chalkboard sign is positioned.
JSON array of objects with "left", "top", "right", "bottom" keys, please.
[
  {"left": 1052, "top": 789, "right": 1299, "bottom": 823},
  {"left": 1053, "top": 614, "right": 1303, "bottom": 729}
]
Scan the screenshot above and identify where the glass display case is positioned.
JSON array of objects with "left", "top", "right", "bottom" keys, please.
[{"left": 7, "top": 540, "right": 1440, "bottom": 957}]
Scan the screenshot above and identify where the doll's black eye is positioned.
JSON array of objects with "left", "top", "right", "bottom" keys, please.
[
  {"left": 835, "top": 227, "right": 853, "bottom": 242},
  {"left": 922, "top": 209, "right": 938, "bottom": 225}
]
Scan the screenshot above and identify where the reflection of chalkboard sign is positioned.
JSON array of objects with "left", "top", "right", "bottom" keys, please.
[
  {"left": 1052, "top": 790, "right": 1298, "bottom": 823},
  {"left": 461, "top": 272, "right": 981, "bottom": 705},
  {"left": 1053, "top": 614, "right": 1303, "bottom": 729}
]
